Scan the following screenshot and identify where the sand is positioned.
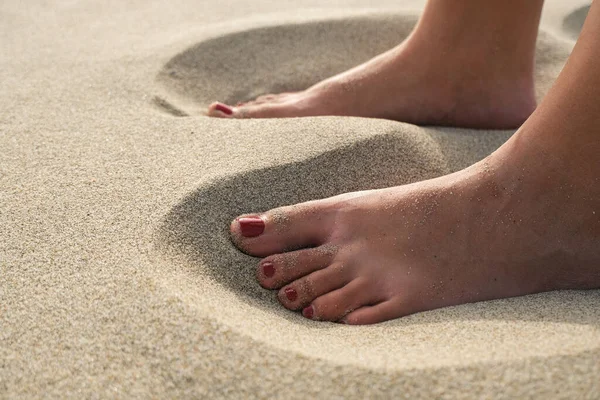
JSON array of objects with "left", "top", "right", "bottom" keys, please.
[{"left": 2, "top": 0, "right": 599, "bottom": 398}]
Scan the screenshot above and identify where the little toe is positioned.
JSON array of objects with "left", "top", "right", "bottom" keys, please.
[
  {"left": 257, "top": 245, "right": 337, "bottom": 289},
  {"left": 341, "top": 298, "right": 406, "bottom": 325},
  {"left": 230, "top": 202, "right": 334, "bottom": 257},
  {"left": 278, "top": 263, "right": 350, "bottom": 311},
  {"left": 305, "top": 278, "right": 380, "bottom": 322}
]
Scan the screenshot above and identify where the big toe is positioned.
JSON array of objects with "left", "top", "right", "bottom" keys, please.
[
  {"left": 207, "top": 102, "right": 236, "bottom": 118},
  {"left": 230, "top": 201, "right": 334, "bottom": 257}
]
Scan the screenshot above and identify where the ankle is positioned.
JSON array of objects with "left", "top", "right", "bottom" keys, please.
[
  {"left": 484, "top": 125, "right": 600, "bottom": 288},
  {"left": 407, "top": 8, "right": 538, "bottom": 85}
]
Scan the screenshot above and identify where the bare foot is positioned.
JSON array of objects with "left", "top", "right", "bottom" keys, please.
[
  {"left": 207, "top": 1, "right": 543, "bottom": 128},
  {"left": 229, "top": 119, "right": 600, "bottom": 324},
  {"left": 208, "top": 42, "right": 536, "bottom": 128}
]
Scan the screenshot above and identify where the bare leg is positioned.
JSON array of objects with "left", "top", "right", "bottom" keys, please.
[
  {"left": 208, "top": 0, "right": 542, "bottom": 129},
  {"left": 228, "top": 1, "right": 600, "bottom": 324}
]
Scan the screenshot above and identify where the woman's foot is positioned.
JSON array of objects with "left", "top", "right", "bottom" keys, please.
[
  {"left": 226, "top": 0, "right": 600, "bottom": 325},
  {"left": 208, "top": 1, "right": 543, "bottom": 128},
  {"left": 208, "top": 41, "right": 535, "bottom": 128},
  {"left": 229, "top": 120, "right": 600, "bottom": 324}
]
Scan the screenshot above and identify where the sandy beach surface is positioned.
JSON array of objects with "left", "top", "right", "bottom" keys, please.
[{"left": 2, "top": 0, "right": 599, "bottom": 398}]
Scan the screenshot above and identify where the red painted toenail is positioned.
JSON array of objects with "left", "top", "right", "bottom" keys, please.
[
  {"left": 284, "top": 287, "right": 297, "bottom": 302},
  {"left": 262, "top": 262, "right": 275, "bottom": 278},
  {"left": 215, "top": 103, "right": 233, "bottom": 115},
  {"left": 303, "top": 305, "right": 314, "bottom": 319},
  {"left": 238, "top": 217, "right": 264, "bottom": 237}
]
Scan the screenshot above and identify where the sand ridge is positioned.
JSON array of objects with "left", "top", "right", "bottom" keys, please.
[{"left": 2, "top": 0, "right": 599, "bottom": 398}]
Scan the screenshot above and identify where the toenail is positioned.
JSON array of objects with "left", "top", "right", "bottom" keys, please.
[
  {"left": 338, "top": 319, "right": 347, "bottom": 324},
  {"left": 215, "top": 103, "right": 233, "bottom": 115},
  {"left": 262, "top": 262, "right": 275, "bottom": 278},
  {"left": 302, "top": 305, "right": 314, "bottom": 319},
  {"left": 284, "top": 287, "right": 297, "bottom": 302},
  {"left": 238, "top": 217, "right": 265, "bottom": 237}
]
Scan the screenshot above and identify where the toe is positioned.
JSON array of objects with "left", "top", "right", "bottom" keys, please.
[
  {"left": 341, "top": 298, "right": 406, "bottom": 325},
  {"left": 230, "top": 201, "right": 335, "bottom": 257},
  {"left": 210, "top": 93, "right": 315, "bottom": 119},
  {"left": 207, "top": 102, "right": 235, "bottom": 118},
  {"left": 235, "top": 102, "right": 308, "bottom": 118},
  {"left": 304, "top": 278, "right": 380, "bottom": 322},
  {"left": 257, "top": 245, "right": 336, "bottom": 289},
  {"left": 277, "top": 263, "right": 350, "bottom": 311}
]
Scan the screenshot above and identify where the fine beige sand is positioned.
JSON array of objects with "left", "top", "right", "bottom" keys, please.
[{"left": 2, "top": 0, "right": 599, "bottom": 398}]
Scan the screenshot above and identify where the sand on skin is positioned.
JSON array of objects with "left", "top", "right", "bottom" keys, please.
[{"left": 1, "top": 0, "right": 599, "bottom": 398}]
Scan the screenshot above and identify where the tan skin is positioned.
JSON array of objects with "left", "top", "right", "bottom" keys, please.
[{"left": 226, "top": 0, "right": 600, "bottom": 324}]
